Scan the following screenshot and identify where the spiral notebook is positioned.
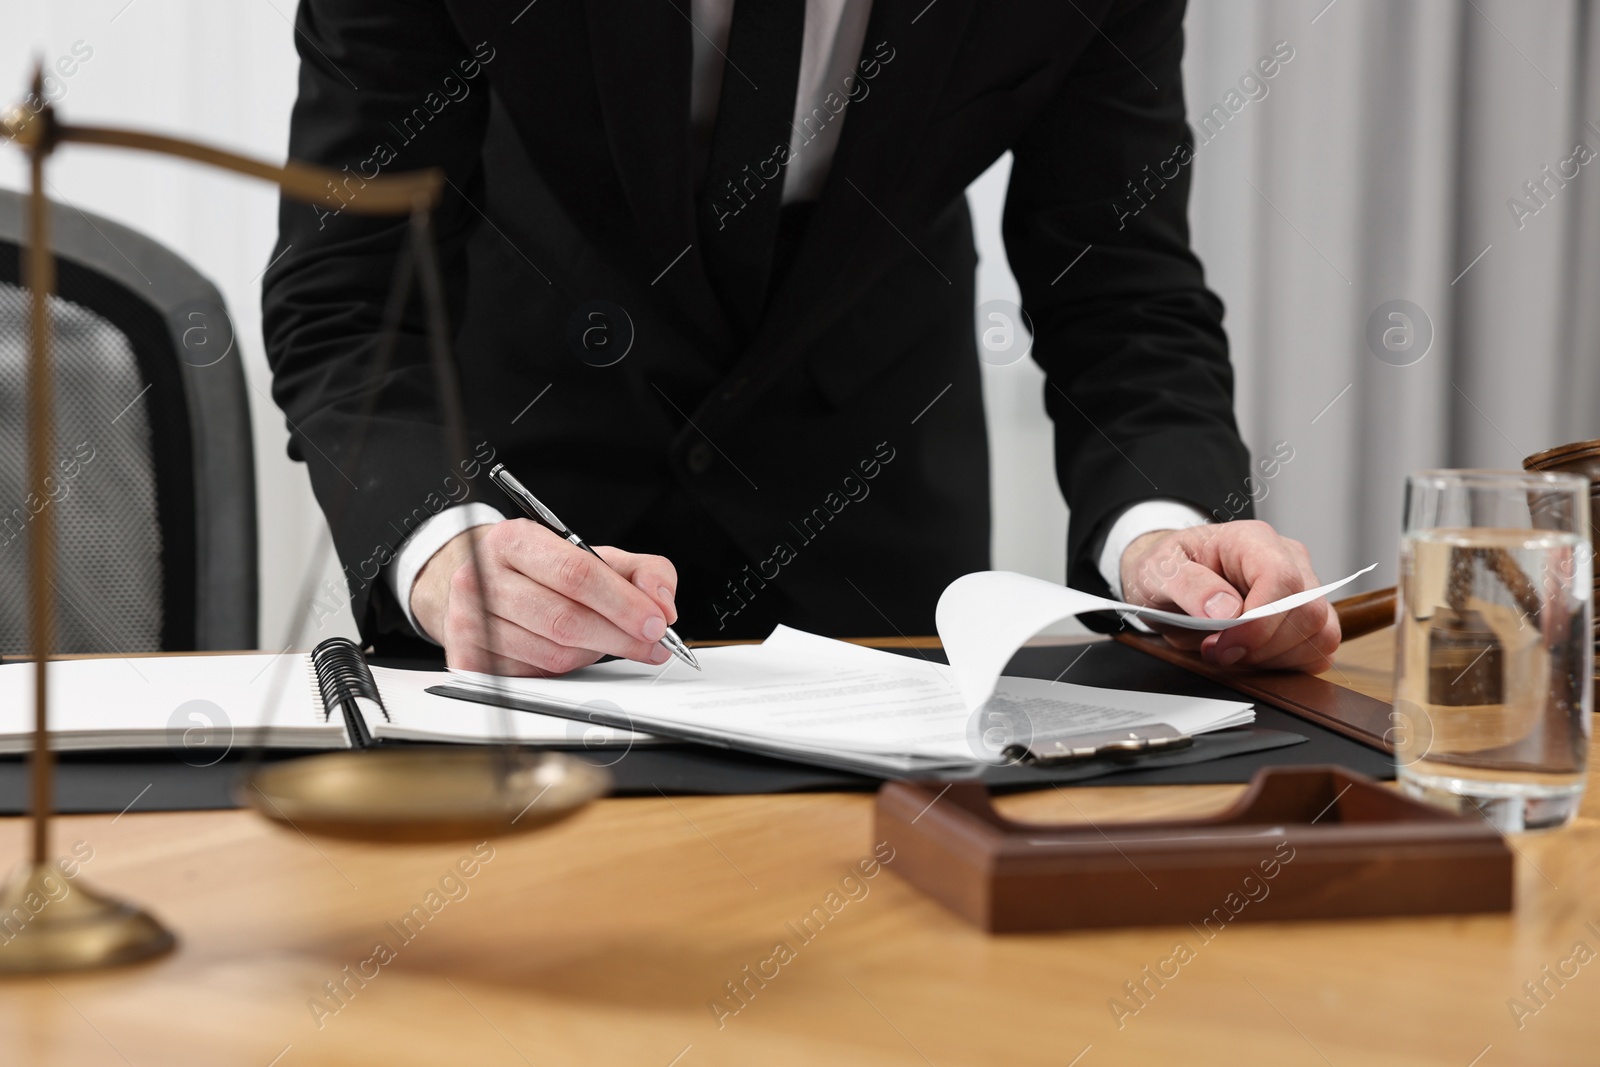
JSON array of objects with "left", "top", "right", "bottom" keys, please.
[{"left": 0, "top": 638, "right": 648, "bottom": 753}]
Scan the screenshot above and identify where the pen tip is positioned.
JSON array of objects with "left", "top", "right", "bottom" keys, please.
[{"left": 663, "top": 627, "right": 699, "bottom": 670}]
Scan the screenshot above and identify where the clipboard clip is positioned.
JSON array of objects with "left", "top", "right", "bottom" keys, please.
[{"left": 1002, "top": 724, "right": 1194, "bottom": 766}]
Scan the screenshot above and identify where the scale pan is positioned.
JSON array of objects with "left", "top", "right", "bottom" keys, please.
[{"left": 240, "top": 748, "right": 609, "bottom": 843}]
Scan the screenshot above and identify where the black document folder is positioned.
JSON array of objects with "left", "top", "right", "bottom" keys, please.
[{"left": 0, "top": 640, "right": 1392, "bottom": 813}]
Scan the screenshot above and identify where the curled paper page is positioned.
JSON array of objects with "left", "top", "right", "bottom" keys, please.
[{"left": 935, "top": 564, "right": 1377, "bottom": 710}]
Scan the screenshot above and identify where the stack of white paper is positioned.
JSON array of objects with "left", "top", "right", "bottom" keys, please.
[
  {"left": 439, "top": 567, "right": 1376, "bottom": 772},
  {"left": 441, "top": 625, "right": 1257, "bottom": 773}
]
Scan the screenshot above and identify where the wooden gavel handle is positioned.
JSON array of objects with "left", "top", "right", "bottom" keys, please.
[
  {"left": 1322, "top": 436, "right": 1600, "bottom": 644},
  {"left": 1333, "top": 545, "right": 1547, "bottom": 641},
  {"left": 1332, "top": 587, "right": 1396, "bottom": 640}
]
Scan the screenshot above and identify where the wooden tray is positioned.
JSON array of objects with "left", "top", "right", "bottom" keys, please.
[{"left": 876, "top": 765, "right": 1511, "bottom": 932}]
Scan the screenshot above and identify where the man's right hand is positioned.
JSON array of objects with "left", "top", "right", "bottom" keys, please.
[{"left": 410, "top": 519, "right": 680, "bottom": 676}]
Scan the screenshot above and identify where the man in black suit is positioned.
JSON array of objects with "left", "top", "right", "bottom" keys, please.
[{"left": 264, "top": 0, "right": 1340, "bottom": 675}]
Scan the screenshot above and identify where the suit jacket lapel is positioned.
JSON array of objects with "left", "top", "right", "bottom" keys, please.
[
  {"left": 733, "top": 0, "right": 982, "bottom": 398},
  {"left": 584, "top": 0, "right": 981, "bottom": 402},
  {"left": 584, "top": 0, "right": 733, "bottom": 352}
]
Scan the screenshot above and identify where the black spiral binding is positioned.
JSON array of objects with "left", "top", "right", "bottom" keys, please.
[{"left": 310, "top": 637, "right": 388, "bottom": 747}]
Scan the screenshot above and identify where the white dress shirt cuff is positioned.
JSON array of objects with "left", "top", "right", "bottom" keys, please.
[
  {"left": 1095, "top": 499, "right": 1213, "bottom": 601},
  {"left": 386, "top": 503, "right": 507, "bottom": 643}
]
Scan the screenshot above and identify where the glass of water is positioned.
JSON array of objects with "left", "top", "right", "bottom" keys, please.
[{"left": 1393, "top": 470, "right": 1593, "bottom": 831}]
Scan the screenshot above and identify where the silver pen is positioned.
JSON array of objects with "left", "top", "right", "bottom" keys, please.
[{"left": 488, "top": 463, "right": 701, "bottom": 671}]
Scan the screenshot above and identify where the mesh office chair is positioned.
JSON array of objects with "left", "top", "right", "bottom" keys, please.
[{"left": 0, "top": 188, "right": 257, "bottom": 653}]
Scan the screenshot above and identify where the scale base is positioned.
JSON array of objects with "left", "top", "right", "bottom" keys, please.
[{"left": 0, "top": 861, "right": 175, "bottom": 973}]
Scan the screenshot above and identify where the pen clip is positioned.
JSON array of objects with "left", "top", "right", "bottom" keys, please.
[{"left": 489, "top": 463, "right": 571, "bottom": 536}]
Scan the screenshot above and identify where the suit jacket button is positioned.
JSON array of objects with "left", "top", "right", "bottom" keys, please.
[{"left": 686, "top": 441, "right": 713, "bottom": 474}]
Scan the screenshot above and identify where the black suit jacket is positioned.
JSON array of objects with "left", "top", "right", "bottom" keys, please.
[{"left": 263, "top": 0, "right": 1252, "bottom": 649}]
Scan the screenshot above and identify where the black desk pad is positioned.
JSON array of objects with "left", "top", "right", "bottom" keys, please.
[{"left": 0, "top": 640, "right": 1394, "bottom": 813}]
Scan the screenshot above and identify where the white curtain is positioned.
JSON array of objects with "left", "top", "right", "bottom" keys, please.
[{"left": 1182, "top": 0, "right": 1600, "bottom": 591}]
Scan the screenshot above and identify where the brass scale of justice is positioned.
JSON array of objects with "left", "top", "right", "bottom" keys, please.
[
  {"left": 5, "top": 71, "right": 1600, "bottom": 973},
  {"left": 0, "top": 70, "right": 605, "bottom": 974}
]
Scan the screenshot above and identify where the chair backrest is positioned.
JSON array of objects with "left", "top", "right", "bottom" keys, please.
[{"left": 0, "top": 188, "right": 257, "bottom": 653}]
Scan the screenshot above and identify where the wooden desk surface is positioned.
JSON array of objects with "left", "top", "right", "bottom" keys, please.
[{"left": 2, "top": 630, "right": 1597, "bottom": 1066}]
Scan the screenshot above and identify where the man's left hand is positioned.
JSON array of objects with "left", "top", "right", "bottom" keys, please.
[{"left": 1118, "top": 520, "right": 1340, "bottom": 673}]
